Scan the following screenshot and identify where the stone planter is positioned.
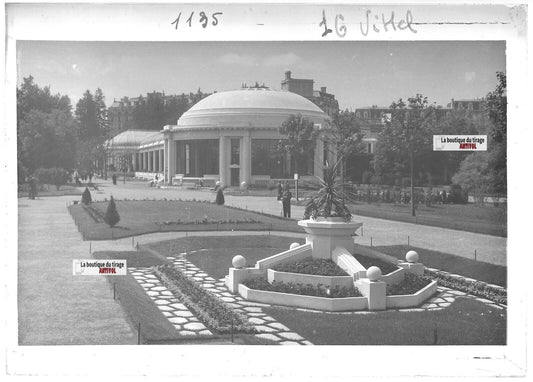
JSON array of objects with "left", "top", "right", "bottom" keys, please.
[
  {"left": 385, "top": 280, "right": 438, "bottom": 309},
  {"left": 267, "top": 269, "right": 354, "bottom": 289},
  {"left": 298, "top": 218, "right": 363, "bottom": 259}
]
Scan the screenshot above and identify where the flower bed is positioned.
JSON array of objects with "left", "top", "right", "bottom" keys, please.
[
  {"left": 424, "top": 268, "right": 507, "bottom": 305},
  {"left": 156, "top": 217, "right": 261, "bottom": 226},
  {"left": 354, "top": 254, "right": 399, "bottom": 275},
  {"left": 153, "top": 265, "right": 255, "bottom": 334},
  {"left": 243, "top": 278, "right": 361, "bottom": 298},
  {"left": 82, "top": 204, "right": 105, "bottom": 223},
  {"left": 272, "top": 257, "right": 348, "bottom": 276},
  {"left": 386, "top": 274, "right": 433, "bottom": 296}
]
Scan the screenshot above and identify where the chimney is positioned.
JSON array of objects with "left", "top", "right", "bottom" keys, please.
[
  {"left": 321, "top": 86, "right": 327, "bottom": 93},
  {"left": 285, "top": 71, "right": 292, "bottom": 80}
]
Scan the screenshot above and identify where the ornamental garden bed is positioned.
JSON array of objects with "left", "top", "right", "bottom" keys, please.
[
  {"left": 386, "top": 274, "right": 433, "bottom": 296},
  {"left": 153, "top": 264, "right": 255, "bottom": 334},
  {"left": 354, "top": 253, "right": 399, "bottom": 275},
  {"left": 267, "top": 268, "right": 354, "bottom": 289},
  {"left": 271, "top": 257, "right": 348, "bottom": 276}
]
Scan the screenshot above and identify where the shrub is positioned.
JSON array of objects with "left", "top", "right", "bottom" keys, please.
[
  {"left": 273, "top": 258, "right": 348, "bottom": 276},
  {"left": 104, "top": 196, "right": 120, "bottom": 227},
  {"left": 35, "top": 167, "right": 70, "bottom": 190},
  {"left": 448, "top": 184, "right": 468, "bottom": 204},
  {"left": 243, "top": 278, "right": 362, "bottom": 298},
  {"left": 386, "top": 273, "right": 433, "bottom": 296},
  {"left": 153, "top": 264, "right": 254, "bottom": 334},
  {"left": 81, "top": 187, "right": 92, "bottom": 205},
  {"left": 362, "top": 171, "right": 373, "bottom": 185},
  {"left": 215, "top": 188, "right": 225, "bottom": 205}
]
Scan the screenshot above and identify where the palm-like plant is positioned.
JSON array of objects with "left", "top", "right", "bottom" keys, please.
[{"left": 304, "top": 158, "right": 353, "bottom": 222}]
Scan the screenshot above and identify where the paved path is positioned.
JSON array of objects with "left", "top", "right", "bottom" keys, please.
[
  {"left": 88, "top": 178, "right": 507, "bottom": 266},
  {"left": 18, "top": 196, "right": 136, "bottom": 345}
]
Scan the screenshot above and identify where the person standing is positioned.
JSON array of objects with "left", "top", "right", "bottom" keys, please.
[
  {"left": 277, "top": 181, "right": 283, "bottom": 200},
  {"left": 112, "top": 173, "right": 117, "bottom": 185},
  {"left": 282, "top": 188, "right": 292, "bottom": 218}
]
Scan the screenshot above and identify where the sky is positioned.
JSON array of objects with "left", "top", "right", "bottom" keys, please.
[{"left": 17, "top": 41, "right": 505, "bottom": 110}]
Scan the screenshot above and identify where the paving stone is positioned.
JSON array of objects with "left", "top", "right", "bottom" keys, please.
[
  {"left": 255, "top": 325, "right": 277, "bottom": 333},
  {"left": 202, "top": 283, "right": 216, "bottom": 288},
  {"left": 448, "top": 291, "right": 467, "bottom": 296},
  {"left": 184, "top": 322, "right": 207, "bottom": 331},
  {"left": 256, "top": 333, "right": 281, "bottom": 342},
  {"left": 248, "top": 317, "right": 266, "bottom": 325},
  {"left": 195, "top": 273, "right": 209, "bottom": 277},
  {"left": 172, "top": 324, "right": 183, "bottom": 330},
  {"left": 279, "top": 341, "right": 302, "bottom": 345},
  {"left": 198, "top": 330, "right": 213, "bottom": 336},
  {"left": 243, "top": 307, "right": 263, "bottom": 313},
  {"left": 158, "top": 305, "right": 174, "bottom": 311},
  {"left": 220, "top": 296, "right": 237, "bottom": 303},
  {"left": 174, "top": 310, "right": 194, "bottom": 318},
  {"left": 154, "top": 299, "right": 171, "bottom": 305},
  {"left": 168, "top": 317, "right": 189, "bottom": 324},
  {"left": 179, "top": 331, "right": 197, "bottom": 336},
  {"left": 146, "top": 291, "right": 159, "bottom": 296},
  {"left": 144, "top": 275, "right": 157, "bottom": 279},
  {"left": 192, "top": 277, "right": 205, "bottom": 282},
  {"left": 160, "top": 291, "right": 174, "bottom": 296},
  {"left": 169, "top": 303, "right": 188, "bottom": 310},
  {"left": 301, "top": 340, "right": 313, "bottom": 345},
  {"left": 162, "top": 312, "right": 173, "bottom": 317},
  {"left": 429, "top": 298, "right": 447, "bottom": 304},
  {"left": 426, "top": 304, "right": 439, "bottom": 309},
  {"left": 267, "top": 322, "right": 289, "bottom": 331},
  {"left": 443, "top": 297, "right": 456, "bottom": 303},
  {"left": 225, "top": 303, "right": 243, "bottom": 309},
  {"left": 150, "top": 286, "right": 167, "bottom": 291},
  {"left": 140, "top": 283, "right": 154, "bottom": 288},
  {"left": 277, "top": 332, "right": 304, "bottom": 341},
  {"left": 130, "top": 272, "right": 144, "bottom": 276},
  {"left": 438, "top": 302, "right": 452, "bottom": 307}
]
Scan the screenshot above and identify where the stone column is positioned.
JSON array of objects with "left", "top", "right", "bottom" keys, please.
[
  {"left": 152, "top": 150, "right": 156, "bottom": 172},
  {"left": 241, "top": 134, "right": 251, "bottom": 186},
  {"left": 142, "top": 152, "right": 146, "bottom": 171},
  {"left": 219, "top": 136, "right": 227, "bottom": 188},
  {"left": 158, "top": 149, "right": 163, "bottom": 172},
  {"left": 132, "top": 153, "right": 137, "bottom": 173},
  {"left": 164, "top": 139, "right": 169, "bottom": 182},
  {"left": 314, "top": 136, "right": 324, "bottom": 177},
  {"left": 168, "top": 136, "right": 176, "bottom": 183}
]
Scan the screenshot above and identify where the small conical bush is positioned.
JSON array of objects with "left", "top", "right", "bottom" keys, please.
[
  {"left": 215, "top": 188, "right": 225, "bottom": 205},
  {"left": 81, "top": 187, "right": 92, "bottom": 205},
  {"left": 104, "top": 196, "right": 120, "bottom": 227}
]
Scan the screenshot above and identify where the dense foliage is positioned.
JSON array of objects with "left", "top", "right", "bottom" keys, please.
[
  {"left": 34, "top": 167, "right": 70, "bottom": 190},
  {"left": 154, "top": 264, "right": 254, "bottom": 334},
  {"left": 272, "top": 257, "right": 348, "bottom": 276},
  {"left": 243, "top": 278, "right": 362, "bottom": 298},
  {"left": 425, "top": 268, "right": 506, "bottom": 305},
  {"left": 304, "top": 159, "right": 352, "bottom": 221},
  {"left": 386, "top": 273, "right": 433, "bottom": 296},
  {"left": 278, "top": 113, "right": 317, "bottom": 175}
]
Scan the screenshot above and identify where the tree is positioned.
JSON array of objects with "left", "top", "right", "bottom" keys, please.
[
  {"left": 330, "top": 110, "right": 365, "bottom": 182},
  {"left": 452, "top": 152, "right": 492, "bottom": 204},
  {"left": 485, "top": 72, "right": 507, "bottom": 195},
  {"left": 373, "top": 95, "right": 437, "bottom": 216},
  {"left": 278, "top": 114, "right": 318, "bottom": 176},
  {"left": 75, "top": 90, "right": 99, "bottom": 141},
  {"left": 35, "top": 167, "right": 70, "bottom": 190},
  {"left": 104, "top": 196, "right": 120, "bottom": 227},
  {"left": 17, "top": 76, "right": 74, "bottom": 176}
]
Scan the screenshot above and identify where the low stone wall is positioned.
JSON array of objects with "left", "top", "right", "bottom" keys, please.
[
  {"left": 267, "top": 269, "right": 354, "bottom": 289},
  {"left": 256, "top": 243, "right": 312, "bottom": 270},
  {"left": 385, "top": 280, "right": 438, "bottom": 309},
  {"left": 380, "top": 268, "right": 405, "bottom": 285},
  {"left": 353, "top": 244, "right": 398, "bottom": 265},
  {"left": 238, "top": 284, "right": 368, "bottom": 312}
]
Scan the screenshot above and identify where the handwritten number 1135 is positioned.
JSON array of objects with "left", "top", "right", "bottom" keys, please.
[{"left": 171, "top": 11, "right": 223, "bottom": 29}]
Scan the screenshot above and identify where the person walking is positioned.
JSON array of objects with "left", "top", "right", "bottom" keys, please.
[
  {"left": 282, "top": 188, "right": 292, "bottom": 218},
  {"left": 277, "top": 181, "right": 283, "bottom": 200},
  {"left": 112, "top": 173, "right": 117, "bottom": 185}
]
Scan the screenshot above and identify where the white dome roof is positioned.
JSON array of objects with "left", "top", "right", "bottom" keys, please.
[{"left": 176, "top": 88, "right": 330, "bottom": 130}]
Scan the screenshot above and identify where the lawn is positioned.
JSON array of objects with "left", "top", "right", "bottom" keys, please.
[
  {"left": 264, "top": 297, "right": 506, "bottom": 345},
  {"left": 348, "top": 202, "right": 507, "bottom": 237},
  {"left": 373, "top": 245, "right": 506, "bottom": 287},
  {"left": 146, "top": 235, "right": 305, "bottom": 280},
  {"left": 69, "top": 200, "right": 304, "bottom": 240}
]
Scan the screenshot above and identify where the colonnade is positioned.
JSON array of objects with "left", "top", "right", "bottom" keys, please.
[{"left": 136, "top": 149, "right": 165, "bottom": 173}]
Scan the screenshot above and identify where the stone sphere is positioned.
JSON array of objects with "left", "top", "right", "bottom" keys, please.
[
  {"left": 240, "top": 181, "right": 248, "bottom": 190},
  {"left": 232, "top": 255, "right": 246, "bottom": 269},
  {"left": 406, "top": 250, "right": 419, "bottom": 263},
  {"left": 367, "top": 266, "right": 382, "bottom": 281},
  {"left": 215, "top": 181, "right": 221, "bottom": 186},
  {"left": 289, "top": 242, "right": 300, "bottom": 249}
]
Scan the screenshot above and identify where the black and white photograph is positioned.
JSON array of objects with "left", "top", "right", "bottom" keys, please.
[{"left": 2, "top": 1, "right": 529, "bottom": 379}]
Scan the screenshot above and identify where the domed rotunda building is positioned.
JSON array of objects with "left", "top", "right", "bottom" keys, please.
[{"left": 107, "top": 87, "right": 335, "bottom": 188}]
